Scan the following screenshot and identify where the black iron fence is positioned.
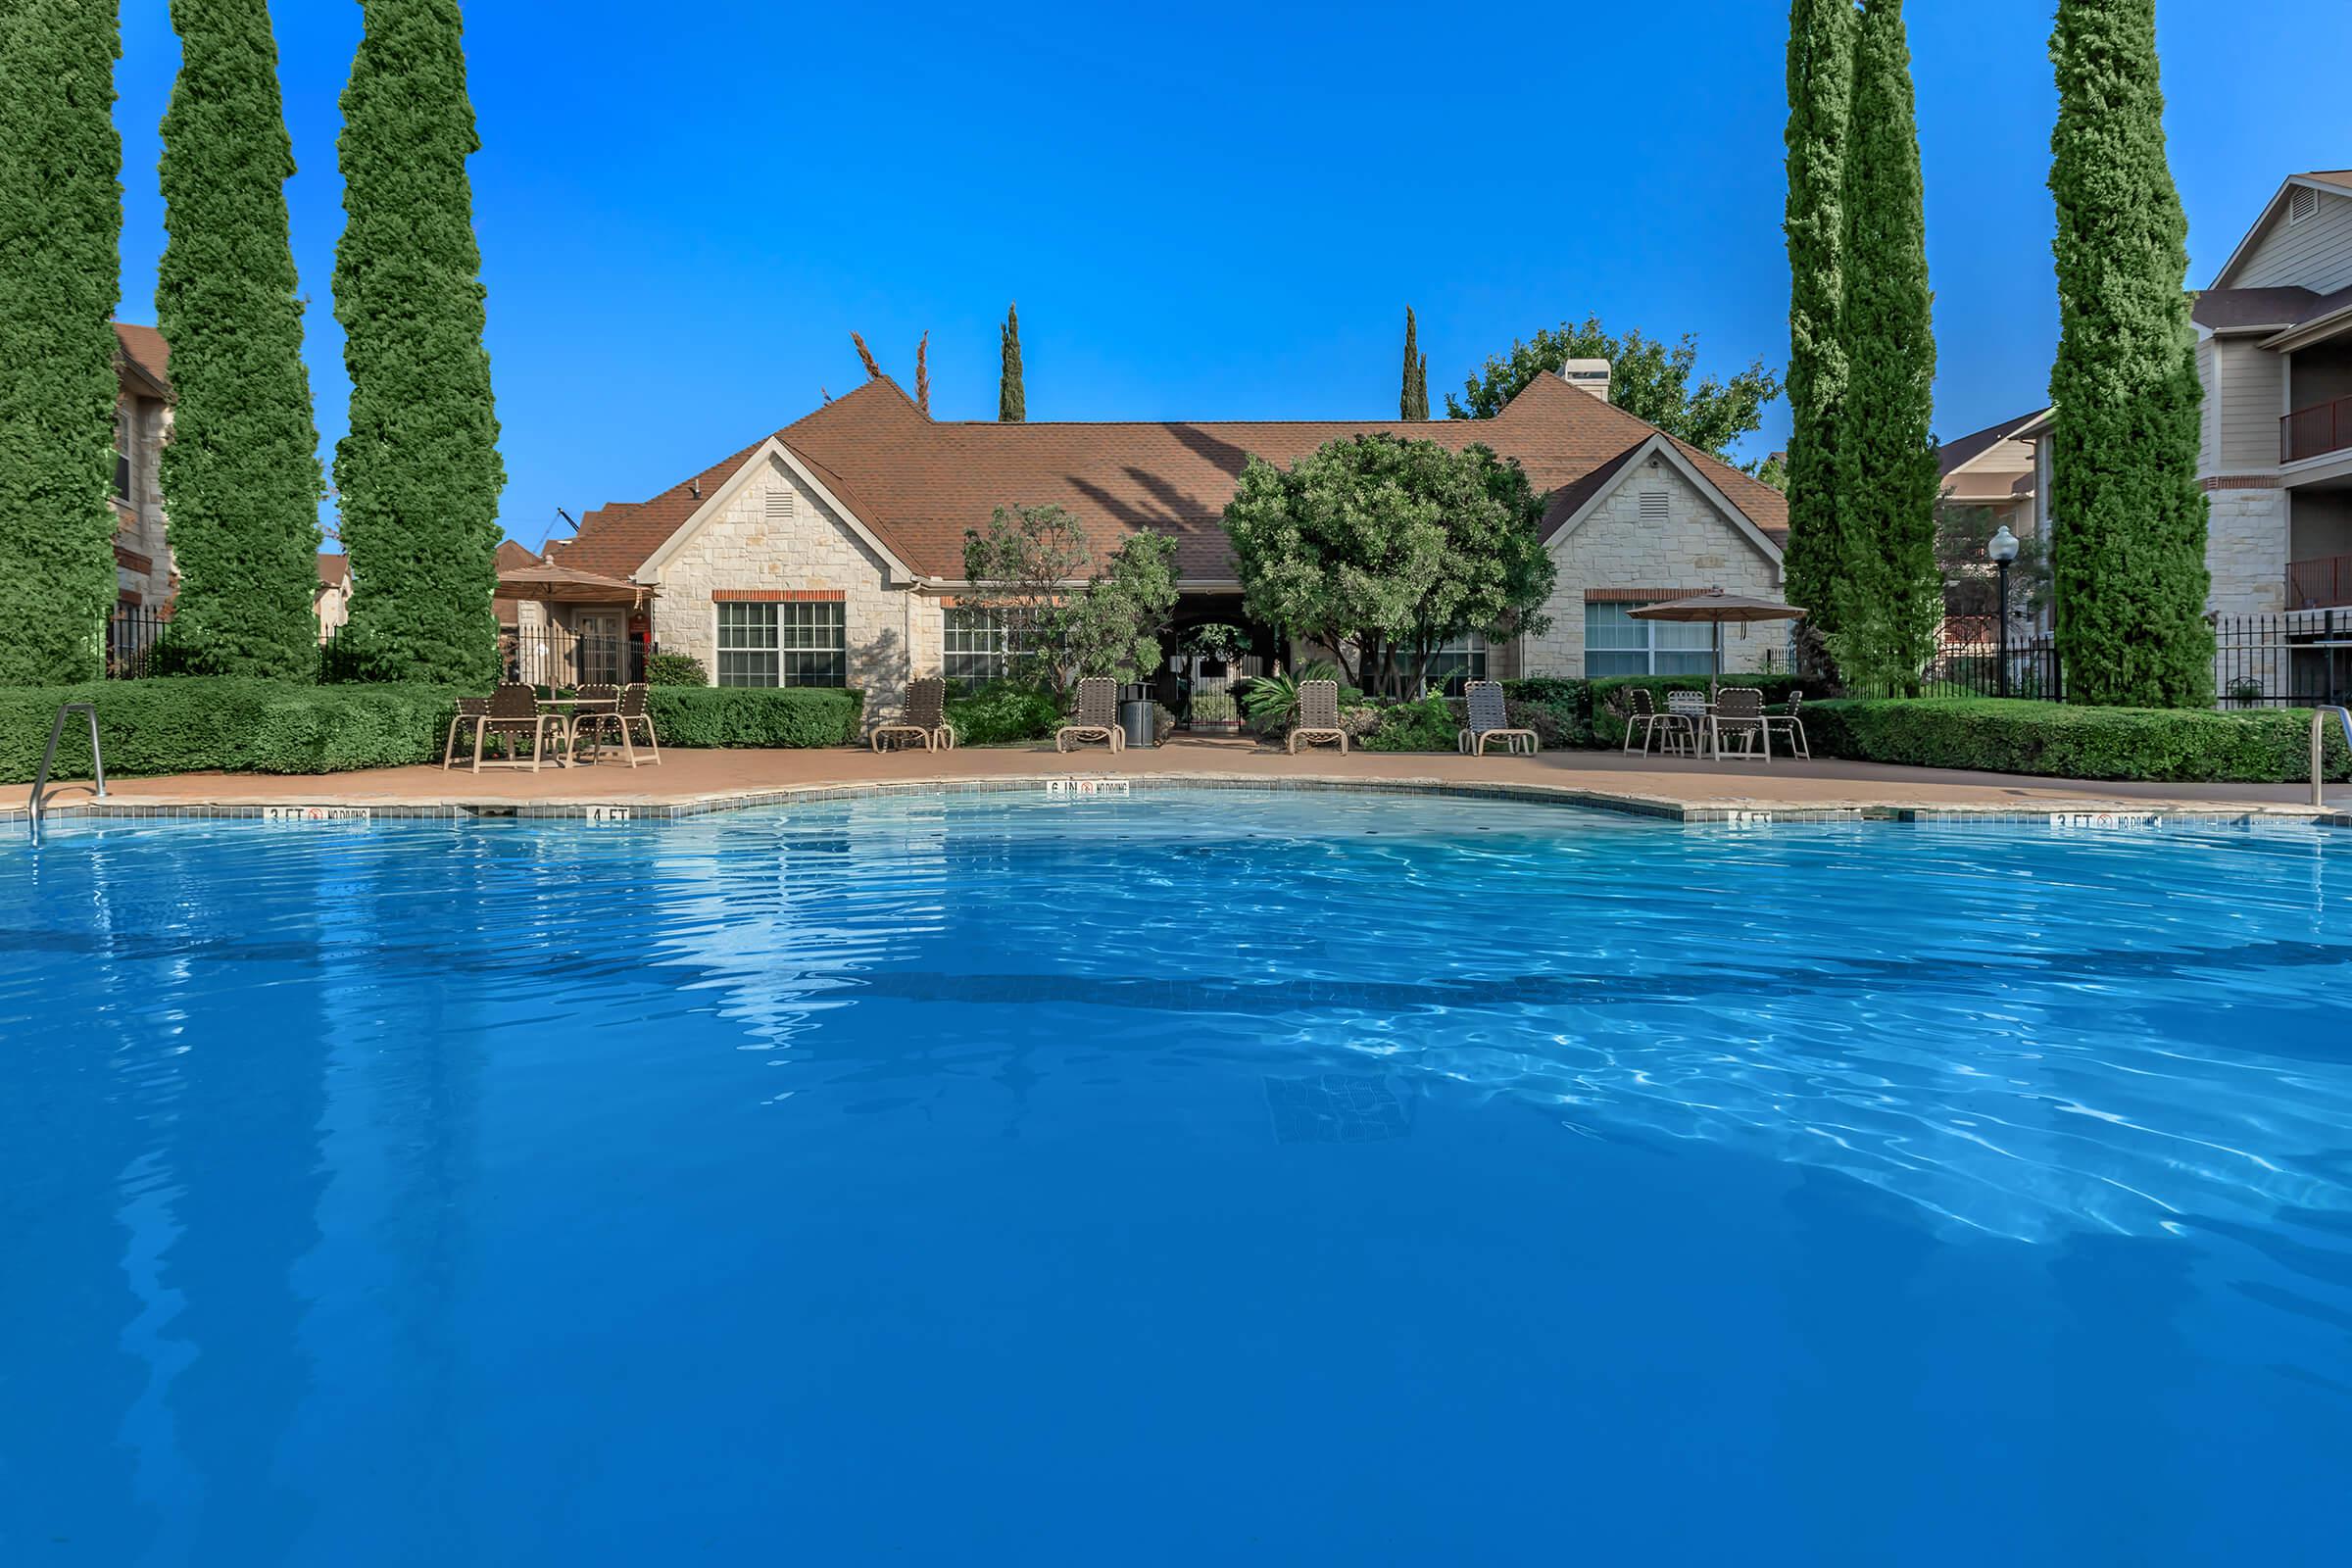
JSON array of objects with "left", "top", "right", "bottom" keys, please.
[
  {"left": 2212, "top": 609, "right": 2352, "bottom": 709},
  {"left": 104, "top": 607, "right": 652, "bottom": 688}
]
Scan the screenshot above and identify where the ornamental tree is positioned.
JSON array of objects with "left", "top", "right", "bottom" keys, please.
[
  {"left": 1061, "top": 531, "right": 1181, "bottom": 684},
  {"left": 1781, "top": 0, "right": 1856, "bottom": 661},
  {"left": 1384, "top": 443, "right": 1555, "bottom": 691},
  {"left": 999, "top": 303, "right": 1025, "bottom": 421},
  {"left": 2047, "top": 0, "right": 2211, "bottom": 706},
  {"left": 1399, "top": 308, "right": 1429, "bottom": 420},
  {"left": 1445, "top": 316, "right": 1780, "bottom": 459},
  {"left": 0, "top": 0, "right": 122, "bottom": 684},
  {"left": 332, "top": 0, "right": 504, "bottom": 686},
  {"left": 1832, "top": 0, "right": 1941, "bottom": 694},
  {"left": 157, "top": 0, "right": 325, "bottom": 679}
]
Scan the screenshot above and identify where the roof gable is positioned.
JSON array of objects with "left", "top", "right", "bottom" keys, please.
[
  {"left": 563, "top": 370, "right": 1789, "bottom": 585},
  {"left": 2211, "top": 172, "right": 2352, "bottom": 292}
]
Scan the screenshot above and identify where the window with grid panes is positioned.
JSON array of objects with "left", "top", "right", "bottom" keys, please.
[{"left": 1584, "top": 601, "right": 1715, "bottom": 676}]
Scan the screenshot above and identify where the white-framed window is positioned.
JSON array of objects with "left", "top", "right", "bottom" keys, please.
[
  {"left": 114, "top": 409, "right": 132, "bottom": 503},
  {"left": 1585, "top": 600, "right": 1715, "bottom": 677},
  {"left": 716, "top": 601, "right": 848, "bottom": 687},
  {"left": 1422, "top": 632, "right": 1488, "bottom": 691}
]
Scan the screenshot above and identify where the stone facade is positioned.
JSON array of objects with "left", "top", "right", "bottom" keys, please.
[
  {"left": 642, "top": 452, "right": 932, "bottom": 718},
  {"left": 1514, "top": 450, "right": 1787, "bottom": 677},
  {"left": 2206, "top": 485, "right": 2289, "bottom": 616}
]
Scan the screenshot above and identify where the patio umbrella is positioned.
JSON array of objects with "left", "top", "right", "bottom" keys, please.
[{"left": 1627, "top": 590, "right": 1808, "bottom": 701}]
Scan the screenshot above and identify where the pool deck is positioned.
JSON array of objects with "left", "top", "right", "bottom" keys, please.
[{"left": 9, "top": 738, "right": 2348, "bottom": 827}]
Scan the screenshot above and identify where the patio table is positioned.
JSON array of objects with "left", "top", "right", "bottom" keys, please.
[{"left": 536, "top": 696, "right": 618, "bottom": 763}]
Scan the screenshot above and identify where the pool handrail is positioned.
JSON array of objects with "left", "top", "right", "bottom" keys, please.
[
  {"left": 2315, "top": 706, "right": 2351, "bottom": 809},
  {"left": 29, "top": 701, "right": 107, "bottom": 843}
]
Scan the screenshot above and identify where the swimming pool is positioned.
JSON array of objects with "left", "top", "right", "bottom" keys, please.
[{"left": 4, "top": 789, "right": 2349, "bottom": 1564}]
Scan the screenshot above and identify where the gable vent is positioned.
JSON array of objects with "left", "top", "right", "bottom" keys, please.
[
  {"left": 1639, "top": 491, "right": 1670, "bottom": 523},
  {"left": 2291, "top": 184, "right": 2320, "bottom": 224},
  {"left": 765, "top": 484, "right": 796, "bottom": 522}
]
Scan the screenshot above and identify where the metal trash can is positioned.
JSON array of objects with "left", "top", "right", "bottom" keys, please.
[{"left": 1117, "top": 683, "right": 1155, "bottom": 750}]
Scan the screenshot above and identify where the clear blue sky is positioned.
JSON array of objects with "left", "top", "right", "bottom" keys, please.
[{"left": 111, "top": 0, "right": 2349, "bottom": 550}]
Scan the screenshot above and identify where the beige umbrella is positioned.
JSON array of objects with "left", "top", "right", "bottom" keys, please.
[{"left": 1627, "top": 590, "right": 1808, "bottom": 701}]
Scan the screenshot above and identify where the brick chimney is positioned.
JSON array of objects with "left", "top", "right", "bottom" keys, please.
[{"left": 1559, "top": 359, "right": 1612, "bottom": 403}]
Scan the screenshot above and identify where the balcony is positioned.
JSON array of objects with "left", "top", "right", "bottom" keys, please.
[
  {"left": 2287, "top": 553, "right": 2352, "bottom": 610},
  {"left": 2282, "top": 395, "right": 2352, "bottom": 465}
]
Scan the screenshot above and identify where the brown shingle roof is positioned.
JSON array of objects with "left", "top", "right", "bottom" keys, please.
[
  {"left": 2194, "top": 286, "right": 2324, "bottom": 332},
  {"left": 316, "top": 552, "right": 349, "bottom": 587},
  {"left": 2302, "top": 171, "right": 2352, "bottom": 193},
  {"left": 114, "top": 321, "right": 171, "bottom": 393},
  {"left": 569, "top": 374, "right": 1788, "bottom": 585}
]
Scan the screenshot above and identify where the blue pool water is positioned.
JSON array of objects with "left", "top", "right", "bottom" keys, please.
[{"left": 4, "top": 789, "right": 2351, "bottom": 1565}]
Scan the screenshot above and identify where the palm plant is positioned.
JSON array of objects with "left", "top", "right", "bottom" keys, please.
[{"left": 1240, "top": 661, "right": 1342, "bottom": 727}]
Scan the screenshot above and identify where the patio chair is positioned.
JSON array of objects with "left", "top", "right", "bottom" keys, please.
[
  {"left": 1288, "top": 678, "right": 1348, "bottom": 755},
  {"left": 1621, "top": 687, "right": 1682, "bottom": 757},
  {"left": 871, "top": 676, "right": 956, "bottom": 753},
  {"left": 1765, "top": 690, "right": 1811, "bottom": 760},
  {"left": 1055, "top": 677, "right": 1125, "bottom": 754},
  {"left": 1712, "top": 687, "right": 1772, "bottom": 762},
  {"left": 1666, "top": 691, "right": 1711, "bottom": 757},
  {"left": 443, "top": 696, "right": 491, "bottom": 769},
  {"left": 572, "top": 682, "right": 659, "bottom": 768},
  {"left": 1457, "top": 680, "right": 1538, "bottom": 756},
  {"left": 468, "top": 683, "right": 565, "bottom": 774}
]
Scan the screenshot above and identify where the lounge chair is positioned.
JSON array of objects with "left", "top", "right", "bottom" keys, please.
[
  {"left": 573, "top": 682, "right": 660, "bottom": 767},
  {"left": 871, "top": 676, "right": 956, "bottom": 753},
  {"left": 1055, "top": 676, "right": 1125, "bottom": 754},
  {"left": 466, "top": 683, "right": 566, "bottom": 773},
  {"left": 1288, "top": 678, "right": 1348, "bottom": 754},
  {"left": 1712, "top": 687, "right": 1772, "bottom": 761},
  {"left": 1457, "top": 679, "right": 1538, "bottom": 756},
  {"left": 1622, "top": 687, "right": 1693, "bottom": 758},
  {"left": 443, "top": 696, "right": 490, "bottom": 769},
  {"left": 1765, "top": 690, "right": 1810, "bottom": 760}
]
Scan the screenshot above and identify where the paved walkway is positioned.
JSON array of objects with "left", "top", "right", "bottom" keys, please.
[{"left": 10, "top": 738, "right": 2346, "bottom": 824}]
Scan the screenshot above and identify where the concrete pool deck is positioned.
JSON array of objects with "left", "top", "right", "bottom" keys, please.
[{"left": 9, "top": 737, "right": 2349, "bottom": 827}]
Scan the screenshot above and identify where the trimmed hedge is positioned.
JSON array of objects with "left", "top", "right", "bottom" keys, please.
[
  {"left": 1804, "top": 698, "right": 2352, "bottom": 784},
  {"left": 1499, "top": 678, "right": 1593, "bottom": 748},
  {"left": 944, "top": 680, "right": 1059, "bottom": 746},
  {"left": 645, "top": 686, "right": 863, "bottom": 749},
  {"left": 0, "top": 678, "right": 461, "bottom": 782}
]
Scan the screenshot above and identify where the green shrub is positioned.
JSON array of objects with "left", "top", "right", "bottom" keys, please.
[
  {"left": 1803, "top": 698, "right": 2352, "bottom": 784},
  {"left": 1359, "top": 695, "right": 1459, "bottom": 752},
  {"left": 646, "top": 652, "right": 708, "bottom": 686},
  {"left": 644, "top": 686, "right": 863, "bottom": 749},
  {"left": 1499, "top": 677, "right": 1593, "bottom": 748},
  {"left": 0, "top": 678, "right": 462, "bottom": 782},
  {"left": 1587, "top": 674, "right": 1826, "bottom": 748},
  {"left": 1192, "top": 692, "right": 1238, "bottom": 722},
  {"left": 945, "top": 680, "right": 1059, "bottom": 745}
]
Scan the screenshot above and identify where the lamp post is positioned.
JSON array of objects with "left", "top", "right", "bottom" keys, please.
[{"left": 1986, "top": 524, "right": 2020, "bottom": 699}]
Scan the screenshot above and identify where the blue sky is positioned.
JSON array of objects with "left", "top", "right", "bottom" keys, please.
[{"left": 112, "top": 0, "right": 2349, "bottom": 550}]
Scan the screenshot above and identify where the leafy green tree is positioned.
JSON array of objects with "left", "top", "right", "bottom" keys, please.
[
  {"left": 1061, "top": 532, "right": 1181, "bottom": 683},
  {"left": 332, "top": 0, "right": 504, "bottom": 685},
  {"left": 962, "top": 501, "right": 1090, "bottom": 691},
  {"left": 2047, "top": 0, "right": 2211, "bottom": 706},
  {"left": 156, "top": 0, "right": 323, "bottom": 678},
  {"left": 1782, "top": 0, "right": 1856, "bottom": 661},
  {"left": 1399, "top": 307, "right": 1428, "bottom": 420},
  {"left": 1445, "top": 316, "right": 1780, "bottom": 458},
  {"left": 1831, "top": 0, "right": 1940, "bottom": 694},
  {"left": 1223, "top": 434, "right": 1554, "bottom": 689},
  {"left": 999, "top": 303, "right": 1024, "bottom": 421},
  {"left": 0, "top": 0, "right": 122, "bottom": 684}
]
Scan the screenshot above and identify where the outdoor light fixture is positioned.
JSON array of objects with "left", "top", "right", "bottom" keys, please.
[{"left": 1986, "top": 525, "right": 2020, "bottom": 697}]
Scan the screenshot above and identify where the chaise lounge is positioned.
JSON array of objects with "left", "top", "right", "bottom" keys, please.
[
  {"left": 1458, "top": 679, "right": 1538, "bottom": 756},
  {"left": 1288, "top": 678, "right": 1348, "bottom": 754},
  {"left": 1056, "top": 676, "right": 1126, "bottom": 754},
  {"left": 871, "top": 676, "right": 956, "bottom": 753}
]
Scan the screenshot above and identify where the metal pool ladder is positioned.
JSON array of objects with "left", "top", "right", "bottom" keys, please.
[
  {"left": 27, "top": 702, "right": 106, "bottom": 843},
  {"left": 2316, "top": 707, "right": 2352, "bottom": 810}
]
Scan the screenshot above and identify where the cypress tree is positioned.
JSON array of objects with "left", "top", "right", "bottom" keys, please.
[
  {"left": 156, "top": 0, "right": 324, "bottom": 679},
  {"left": 1781, "top": 0, "right": 1855, "bottom": 659},
  {"left": 1834, "top": 0, "right": 1939, "bottom": 692},
  {"left": 2048, "top": 0, "right": 2211, "bottom": 707},
  {"left": 332, "top": 0, "right": 503, "bottom": 686},
  {"left": 1400, "top": 308, "right": 1429, "bottom": 421},
  {"left": 0, "top": 0, "right": 123, "bottom": 685},
  {"left": 999, "top": 303, "right": 1024, "bottom": 421}
]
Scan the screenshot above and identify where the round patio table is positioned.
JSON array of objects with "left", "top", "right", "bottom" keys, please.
[{"left": 536, "top": 696, "right": 619, "bottom": 763}]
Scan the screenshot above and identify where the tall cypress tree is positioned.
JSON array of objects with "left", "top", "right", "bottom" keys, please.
[
  {"left": 2049, "top": 0, "right": 2210, "bottom": 707},
  {"left": 0, "top": 0, "right": 123, "bottom": 685},
  {"left": 999, "top": 303, "right": 1025, "bottom": 421},
  {"left": 157, "top": 0, "right": 323, "bottom": 679},
  {"left": 1400, "top": 308, "right": 1429, "bottom": 421},
  {"left": 1781, "top": 0, "right": 1855, "bottom": 659},
  {"left": 332, "top": 0, "right": 503, "bottom": 686},
  {"left": 1834, "top": 0, "right": 1939, "bottom": 692}
]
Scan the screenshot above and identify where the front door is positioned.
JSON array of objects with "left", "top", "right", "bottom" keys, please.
[{"left": 575, "top": 611, "right": 624, "bottom": 685}]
